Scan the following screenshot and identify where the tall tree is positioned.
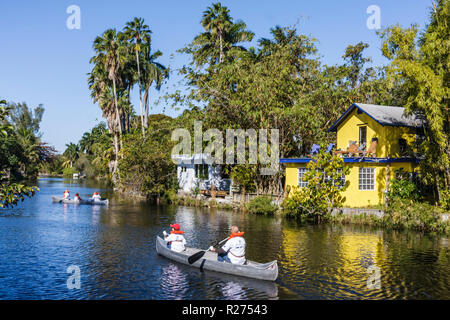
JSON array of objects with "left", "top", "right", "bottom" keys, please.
[
  {"left": 180, "top": 2, "right": 254, "bottom": 71},
  {"left": 63, "top": 143, "right": 80, "bottom": 168},
  {"left": 124, "top": 17, "right": 152, "bottom": 136},
  {"left": 141, "top": 43, "right": 167, "bottom": 128},
  {"left": 91, "top": 29, "right": 128, "bottom": 147},
  {"left": 380, "top": 0, "right": 449, "bottom": 202},
  {"left": 7, "top": 102, "right": 44, "bottom": 136},
  {"left": 89, "top": 29, "right": 129, "bottom": 181},
  {"left": 0, "top": 99, "right": 38, "bottom": 208}
]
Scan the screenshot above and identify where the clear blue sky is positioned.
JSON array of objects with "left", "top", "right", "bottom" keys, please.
[{"left": 0, "top": 0, "right": 432, "bottom": 152}]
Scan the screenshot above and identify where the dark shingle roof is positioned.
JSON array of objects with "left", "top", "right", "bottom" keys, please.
[{"left": 328, "top": 103, "right": 423, "bottom": 132}]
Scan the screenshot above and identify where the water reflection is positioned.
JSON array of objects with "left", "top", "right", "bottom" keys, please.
[
  {"left": 200, "top": 271, "right": 278, "bottom": 300},
  {"left": 160, "top": 263, "right": 189, "bottom": 300},
  {"left": 277, "top": 223, "right": 450, "bottom": 299}
]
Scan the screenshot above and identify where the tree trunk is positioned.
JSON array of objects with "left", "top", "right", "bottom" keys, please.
[
  {"left": 143, "top": 90, "right": 149, "bottom": 128},
  {"left": 112, "top": 77, "right": 123, "bottom": 150},
  {"left": 240, "top": 186, "right": 246, "bottom": 207},
  {"left": 112, "top": 131, "right": 120, "bottom": 184},
  {"left": 385, "top": 164, "right": 391, "bottom": 208},
  {"left": 435, "top": 171, "right": 441, "bottom": 203},
  {"left": 219, "top": 31, "right": 224, "bottom": 63},
  {"left": 136, "top": 49, "right": 145, "bottom": 137},
  {"left": 211, "top": 183, "right": 216, "bottom": 200}
]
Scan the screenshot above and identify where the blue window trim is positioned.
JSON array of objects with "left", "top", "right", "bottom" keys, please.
[{"left": 280, "top": 157, "right": 419, "bottom": 164}]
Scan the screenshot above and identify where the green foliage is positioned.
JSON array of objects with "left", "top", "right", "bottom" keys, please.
[
  {"left": 88, "top": 17, "right": 168, "bottom": 182},
  {"left": 118, "top": 116, "right": 176, "bottom": 200},
  {"left": 39, "top": 154, "right": 64, "bottom": 175},
  {"left": 162, "top": 189, "right": 179, "bottom": 205},
  {"left": 63, "top": 122, "right": 113, "bottom": 179},
  {"left": 230, "top": 164, "right": 257, "bottom": 194},
  {"left": 282, "top": 147, "right": 350, "bottom": 222},
  {"left": 179, "top": 2, "right": 254, "bottom": 70},
  {"left": 385, "top": 198, "right": 448, "bottom": 233},
  {"left": 380, "top": 0, "right": 450, "bottom": 200},
  {"left": 330, "top": 198, "right": 449, "bottom": 234},
  {"left": 245, "top": 196, "right": 278, "bottom": 215},
  {"left": 62, "top": 167, "right": 76, "bottom": 177},
  {"left": 0, "top": 101, "right": 56, "bottom": 178},
  {"left": 0, "top": 99, "right": 40, "bottom": 208},
  {"left": 440, "top": 189, "right": 450, "bottom": 211},
  {"left": 387, "top": 178, "right": 419, "bottom": 201},
  {"left": 0, "top": 183, "right": 39, "bottom": 208},
  {"left": 7, "top": 102, "right": 44, "bottom": 136}
]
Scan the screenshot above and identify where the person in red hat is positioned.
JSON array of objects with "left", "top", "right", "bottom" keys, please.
[
  {"left": 63, "top": 189, "right": 70, "bottom": 200},
  {"left": 163, "top": 223, "right": 186, "bottom": 252}
]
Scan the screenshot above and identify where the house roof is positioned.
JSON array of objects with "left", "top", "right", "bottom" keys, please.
[{"left": 328, "top": 103, "right": 423, "bottom": 132}]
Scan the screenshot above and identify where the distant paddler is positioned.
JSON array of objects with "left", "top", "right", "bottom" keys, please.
[
  {"left": 162, "top": 223, "right": 187, "bottom": 252},
  {"left": 74, "top": 193, "right": 82, "bottom": 202},
  {"left": 63, "top": 189, "right": 70, "bottom": 200},
  {"left": 90, "top": 192, "right": 101, "bottom": 202}
]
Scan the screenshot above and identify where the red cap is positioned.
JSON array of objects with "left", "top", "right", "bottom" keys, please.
[{"left": 170, "top": 223, "right": 180, "bottom": 230}]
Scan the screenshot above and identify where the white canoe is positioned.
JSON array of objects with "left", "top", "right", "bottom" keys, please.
[
  {"left": 155, "top": 236, "right": 278, "bottom": 281},
  {"left": 52, "top": 196, "right": 109, "bottom": 206}
]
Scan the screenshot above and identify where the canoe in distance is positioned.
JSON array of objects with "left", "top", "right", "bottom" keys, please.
[
  {"left": 155, "top": 236, "right": 278, "bottom": 281},
  {"left": 52, "top": 196, "right": 109, "bottom": 206}
]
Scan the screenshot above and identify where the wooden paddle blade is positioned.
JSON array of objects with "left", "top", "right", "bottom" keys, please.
[{"left": 187, "top": 250, "right": 206, "bottom": 265}]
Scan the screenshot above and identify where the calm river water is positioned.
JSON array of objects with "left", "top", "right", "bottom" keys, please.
[{"left": 0, "top": 178, "right": 448, "bottom": 300}]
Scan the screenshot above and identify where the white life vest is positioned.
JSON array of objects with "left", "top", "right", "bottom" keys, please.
[
  {"left": 165, "top": 233, "right": 187, "bottom": 252},
  {"left": 222, "top": 236, "right": 246, "bottom": 265}
]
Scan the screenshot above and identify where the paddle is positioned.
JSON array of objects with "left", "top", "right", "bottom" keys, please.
[{"left": 187, "top": 237, "right": 229, "bottom": 265}]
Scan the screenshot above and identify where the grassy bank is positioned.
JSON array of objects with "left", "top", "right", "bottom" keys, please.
[{"left": 327, "top": 199, "right": 449, "bottom": 234}]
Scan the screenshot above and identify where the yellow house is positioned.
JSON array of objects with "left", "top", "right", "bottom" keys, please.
[{"left": 281, "top": 103, "right": 423, "bottom": 207}]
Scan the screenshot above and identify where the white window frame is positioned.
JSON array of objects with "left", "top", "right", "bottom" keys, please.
[
  {"left": 359, "top": 167, "right": 375, "bottom": 191},
  {"left": 298, "top": 168, "right": 309, "bottom": 188},
  {"left": 324, "top": 168, "right": 346, "bottom": 188}
]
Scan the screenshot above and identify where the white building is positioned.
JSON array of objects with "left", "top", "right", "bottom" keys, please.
[{"left": 172, "top": 154, "right": 232, "bottom": 194}]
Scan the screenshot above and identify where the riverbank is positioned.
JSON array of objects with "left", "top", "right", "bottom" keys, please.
[
  {"left": 329, "top": 200, "right": 450, "bottom": 234},
  {"left": 172, "top": 193, "right": 450, "bottom": 235}
]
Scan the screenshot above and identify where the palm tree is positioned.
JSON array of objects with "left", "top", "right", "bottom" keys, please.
[
  {"left": 63, "top": 143, "right": 80, "bottom": 168},
  {"left": 91, "top": 29, "right": 128, "bottom": 148},
  {"left": 201, "top": 2, "right": 232, "bottom": 64},
  {"left": 88, "top": 62, "right": 120, "bottom": 173},
  {"left": 79, "top": 131, "right": 94, "bottom": 154},
  {"left": 124, "top": 17, "right": 152, "bottom": 136},
  {"left": 187, "top": 2, "right": 254, "bottom": 68},
  {"left": 89, "top": 29, "right": 129, "bottom": 182},
  {"left": 141, "top": 43, "right": 167, "bottom": 128}
]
